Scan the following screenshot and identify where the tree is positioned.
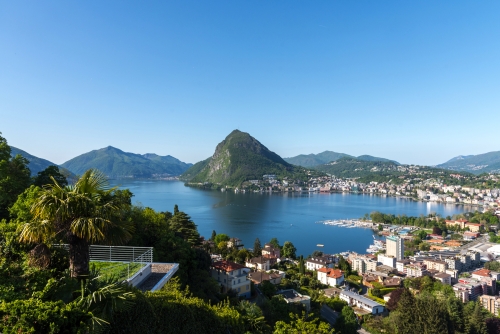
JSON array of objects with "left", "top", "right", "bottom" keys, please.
[
  {"left": 386, "top": 287, "right": 405, "bottom": 311},
  {"left": 298, "top": 255, "right": 305, "bottom": 275},
  {"left": 282, "top": 241, "right": 297, "bottom": 259},
  {"left": 214, "top": 233, "right": 230, "bottom": 245},
  {"left": 0, "top": 133, "right": 31, "bottom": 219},
  {"left": 169, "top": 207, "right": 201, "bottom": 246},
  {"left": 238, "top": 300, "right": 268, "bottom": 332},
  {"left": 210, "top": 230, "right": 216, "bottom": 241},
  {"left": 19, "top": 169, "right": 133, "bottom": 278},
  {"left": 432, "top": 226, "right": 442, "bottom": 235},
  {"left": 33, "top": 165, "right": 68, "bottom": 188},
  {"left": 274, "top": 311, "right": 333, "bottom": 334},
  {"left": 336, "top": 306, "right": 358, "bottom": 334},
  {"left": 486, "top": 318, "right": 500, "bottom": 334},
  {"left": 261, "top": 280, "right": 277, "bottom": 299},
  {"left": 253, "top": 238, "right": 262, "bottom": 257},
  {"left": 269, "top": 237, "right": 280, "bottom": 249}
]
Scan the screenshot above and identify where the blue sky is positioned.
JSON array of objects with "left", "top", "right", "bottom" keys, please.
[{"left": 1, "top": 1, "right": 499, "bottom": 166}]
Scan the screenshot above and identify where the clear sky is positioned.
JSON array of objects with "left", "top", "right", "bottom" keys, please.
[{"left": 1, "top": 1, "right": 499, "bottom": 166}]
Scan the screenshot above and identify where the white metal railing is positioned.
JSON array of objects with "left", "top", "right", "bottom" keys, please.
[{"left": 54, "top": 244, "right": 153, "bottom": 264}]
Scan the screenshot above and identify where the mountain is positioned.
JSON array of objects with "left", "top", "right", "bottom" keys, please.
[
  {"left": 314, "top": 157, "right": 399, "bottom": 178},
  {"left": 181, "top": 130, "right": 302, "bottom": 186},
  {"left": 61, "top": 146, "right": 192, "bottom": 178},
  {"left": 10, "top": 146, "right": 74, "bottom": 178},
  {"left": 437, "top": 151, "right": 500, "bottom": 174},
  {"left": 356, "top": 155, "right": 399, "bottom": 164},
  {"left": 284, "top": 151, "right": 398, "bottom": 167},
  {"left": 284, "top": 151, "right": 353, "bottom": 167}
]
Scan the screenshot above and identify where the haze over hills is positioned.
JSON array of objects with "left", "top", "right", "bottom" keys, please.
[
  {"left": 181, "top": 130, "right": 310, "bottom": 187},
  {"left": 437, "top": 151, "right": 500, "bottom": 174},
  {"left": 284, "top": 151, "right": 399, "bottom": 167},
  {"left": 61, "top": 146, "right": 192, "bottom": 178},
  {"left": 10, "top": 146, "right": 74, "bottom": 178},
  {"left": 313, "top": 157, "right": 400, "bottom": 178}
]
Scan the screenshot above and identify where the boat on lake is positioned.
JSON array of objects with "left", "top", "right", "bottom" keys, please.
[{"left": 317, "top": 244, "right": 324, "bottom": 247}]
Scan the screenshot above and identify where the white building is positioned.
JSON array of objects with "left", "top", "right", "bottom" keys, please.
[
  {"left": 340, "top": 290, "right": 385, "bottom": 315},
  {"left": 386, "top": 236, "right": 404, "bottom": 261},
  {"left": 211, "top": 260, "right": 251, "bottom": 299},
  {"left": 378, "top": 254, "right": 396, "bottom": 268},
  {"left": 317, "top": 268, "right": 344, "bottom": 287}
]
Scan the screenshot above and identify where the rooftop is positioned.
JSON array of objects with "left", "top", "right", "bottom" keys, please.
[
  {"left": 212, "top": 260, "right": 247, "bottom": 272},
  {"left": 341, "top": 290, "right": 383, "bottom": 308}
]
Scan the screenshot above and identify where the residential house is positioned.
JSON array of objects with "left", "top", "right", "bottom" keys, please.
[
  {"left": 378, "top": 254, "right": 397, "bottom": 268},
  {"left": 277, "top": 289, "right": 311, "bottom": 311},
  {"left": 262, "top": 244, "right": 281, "bottom": 258},
  {"left": 245, "top": 256, "right": 270, "bottom": 272},
  {"left": 306, "top": 256, "right": 335, "bottom": 271},
  {"left": 317, "top": 268, "right": 344, "bottom": 287},
  {"left": 227, "top": 238, "right": 244, "bottom": 250},
  {"left": 247, "top": 271, "right": 282, "bottom": 285},
  {"left": 433, "top": 272, "right": 452, "bottom": 285},
  {"left": 211, "top": 260, "right": 251, "bottom": 298}
]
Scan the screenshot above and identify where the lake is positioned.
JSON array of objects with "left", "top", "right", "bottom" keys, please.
[{"left": 109, "top": 180, "right": 469, "bottom": 256}]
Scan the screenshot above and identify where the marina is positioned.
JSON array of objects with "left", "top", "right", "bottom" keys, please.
[{"left": 316, "top": 219, "right": 376, "bottom": 229}]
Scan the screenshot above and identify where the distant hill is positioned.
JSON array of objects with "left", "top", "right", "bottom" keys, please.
[
  {"left": 437, "top": 151, "right": 500, "bottom": 174},
  {"left": 181, "top": 130, "right": 307, "bottom": 187},
  {"left": 284, "top": 151, "right": 353, "bottom": 167},
  {"left": 314, "top": 157, "right": 399, "bottom": 178},
  {"left": 284, "top": 151, "right": 398, "bottom": 167},
  {"left": 10, "top": 146, "right": 74, "bottom": 178},
  {"left": 61, "top": 146, "right": 192, "bottom": 178}
]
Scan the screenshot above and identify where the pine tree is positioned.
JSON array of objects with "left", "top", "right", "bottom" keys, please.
[
  {"left": 169, "top": 209, "right": 201, "bottom": 246},
  {"left": 253, "top": 238, "right": 262, "bottom": 257},
  {"left": 211, "top": 230, "right": 216, "bottom": 241}
]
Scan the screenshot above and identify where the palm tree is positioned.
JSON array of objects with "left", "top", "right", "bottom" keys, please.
[{"left": 20, "top": 169, "right": 133, "bottom": 278}]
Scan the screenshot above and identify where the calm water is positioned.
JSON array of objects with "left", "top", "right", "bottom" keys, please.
[{"left": 110, "top": 180, "right": 468, "bottom": 256}]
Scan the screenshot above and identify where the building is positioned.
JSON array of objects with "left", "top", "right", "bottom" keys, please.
[
  {"left": 227, "top": 237, "right": 244, "bottom": 250},
  {"left": 396, "top": 259, "right": 410, "bottom": 274},
  {"left": 353, "top": 258, "right": 366, "bottom": 274},
  {"left": 445, "top": 258, "right": 463, "bottom": 272},
  {"left": 340, "top": 290, "right": 385, "bottom": 315},
  {"left": 433, "top": 272, "right": 452, "bottom": 285},
  {"left": 405, "top": 263, "right": 428, "bottom": 277},
  {"left": 317, "top": 268, "right": 344, "bottom": 287},
  {"left": 245, "top": 256, "right": 270, "bottom": 272},
  {"left": 423, "top": 259, "right": 447, "bottom": 273},
  {"left": 480, "top": 295, "right": 500, "bottom": 314},
  {"left": 386, "top": 236, "right": 404, "bottom": 261},
  {"left": 277, "top": 289, "right": 311, "bottom": 311},
  {"left": 262, "top": 244, "right": 281, "bottom": 258},
  {"left": 247, "top": 271, "right": 282, "bottom": 285},
  {"left": 378, "top": 254, "right": 396, "bottom": 268},
  {"left": 211, "top": 260, "right": 251, "bottom": 299},
  {"left": 306, "top": 256, "right": 335, "bottom": 271}
]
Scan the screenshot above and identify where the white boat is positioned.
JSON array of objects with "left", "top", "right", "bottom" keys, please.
[{"left": 317, "top": 244, "right": 324, "bottom": 247}]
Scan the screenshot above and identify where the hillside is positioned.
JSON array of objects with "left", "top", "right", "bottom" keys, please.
[
  {"left": 284, "top": 151, "right": 398, "bottom": 167},
  {"left": 283, "top": 151, "right": 353, "bottom": 167},
  {"left": 61, "top": 146, "right": 192, "bottom": 178},
  {"left": 314, "top": 157, "right": 400, "bottom": 179},
  {"left": 181, "top": 130, "right": 306, "bottom": 186},
  {"left": 10, "top": 146, "right": 74, "bottom": 178},
  {"left": 437, "top": 151, "right": 500, "bottom": 174}
]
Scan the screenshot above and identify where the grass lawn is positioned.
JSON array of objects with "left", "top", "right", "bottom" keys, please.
[{"left": 90, "top": 261, "right": 145, "bottom": 282}]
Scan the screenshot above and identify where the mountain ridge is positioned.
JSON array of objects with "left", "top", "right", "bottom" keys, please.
[
  {"left": 10, "top": 146, "right": 75, "bottom": 178},
  {"left": 437, "top": 151, "right": 500, "bottom": 174},
  {"left": 61, "top": 146, "right": 192, "bottom": 178},
  {"left": 284, "top": 150, "right": 399, "bottom": 167}
]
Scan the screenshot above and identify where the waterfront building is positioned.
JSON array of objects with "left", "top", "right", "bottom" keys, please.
[
  {"left": 386, "top": 236, "right": 404, "bottom": 261},
  {"left": 211, "top": 260, "right": 251, "bottom": 299},
  {"left": 306, "top": 256, "right": 335, "bottom": 271},
  {"left": 227, "top": 237, "right": 244, "bottom": 250}
]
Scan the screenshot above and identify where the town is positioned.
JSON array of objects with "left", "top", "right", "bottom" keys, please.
[{"left": 202, "top": 208, "right": 500, "bottom": 332}]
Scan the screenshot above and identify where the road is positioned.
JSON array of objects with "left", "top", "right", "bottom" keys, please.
[{"left": 320, "top": 305, "right": 339, "bottom": 326}]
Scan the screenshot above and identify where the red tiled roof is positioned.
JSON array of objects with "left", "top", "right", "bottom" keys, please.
[
  {"left": 212, "top": 260, "right": 247, "bottom": 272},
  {"left": 472, "top": 269, "right": 491, "bottom": 277}
]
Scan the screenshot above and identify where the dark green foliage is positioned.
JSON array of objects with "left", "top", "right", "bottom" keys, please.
[
  {"left": 336, "top": 305, "right": 358, "bottom": 334},
  {"left": 0, "top": 134, "right": 31, "bottom": 219},
  {"left": 386, "top": 287, "right": 405, "bottom": 311},
  {"left": 253, "top": 237, "right": 262, "bottom": 257},
  {"left": 61, "top": 146, "right": 192, "bottom": 178},
  {"left": 214, "top": 233, "right": 230, "bottom": 245},
  {"left": 180, "top": 157, "right": 211, "bottom": 181},
  {"left": 484, "top": 261, "right": 500, "bottom": 271},
  {"left": 112, "top": 279, "right": 246, "bottom": 334},
  {"left": 485, "top": 318, "right": 500, "bottom": 334},
  {"left": 168, "top": 207, "right": 201, "bottom": 246},
  {"left": 282, "top": 241, "right": 296, "bottom": 259},
  {"left": 0, "top": 299, "right": 91, "bottom": 333},
  {"left": 261, "top": 280, "right": 277, "bottom": 299},
  {"left": 33, "top": 165, "right": 68, "bottom": 188}
]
